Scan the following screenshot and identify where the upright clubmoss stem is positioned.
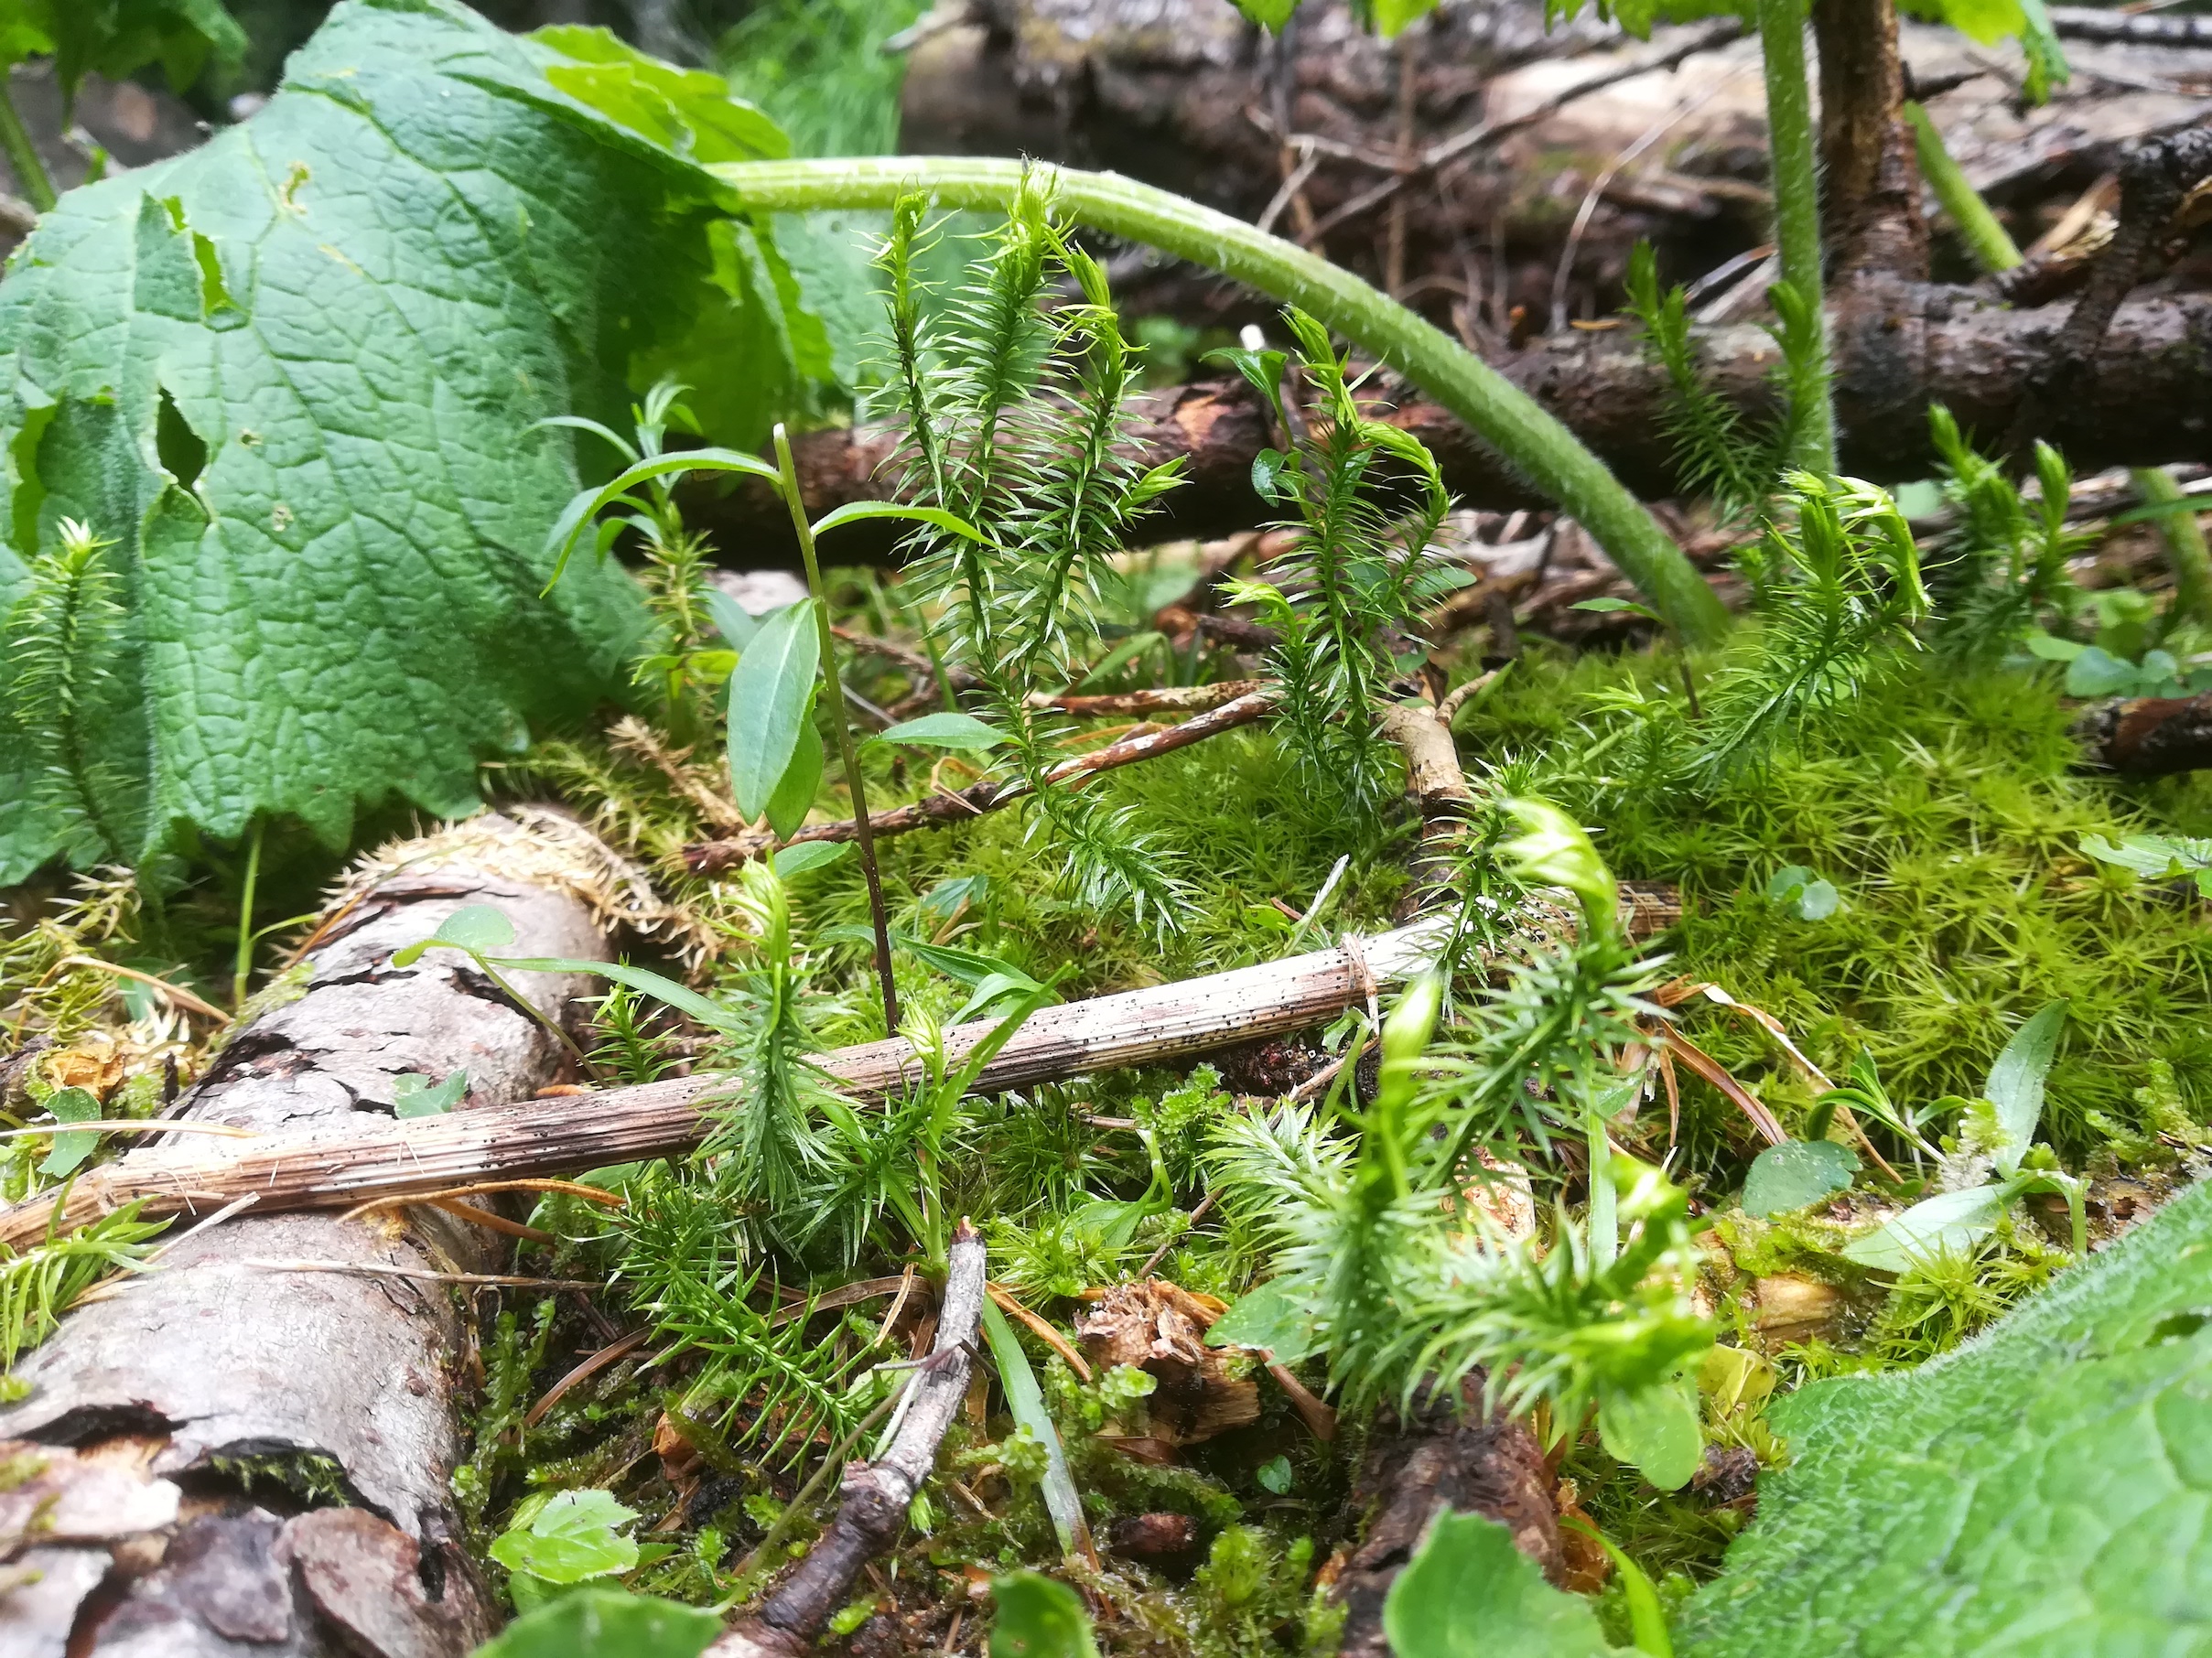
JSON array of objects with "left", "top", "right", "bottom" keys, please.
[
  {"left": 1756, "top": 0, "right": 1835, "bottom": 473},
  {"left": 713, "top": 157, "right": 1731, "bottom": 648},
  {"left": 774, "top": 425, "right": 900, "bottom": 1034},
  {"left": 1907, "top": 108, "right": 2212, "bottom": 628},
  {"left": 0, "top": 79, "right": 54, "bottom": 215}
]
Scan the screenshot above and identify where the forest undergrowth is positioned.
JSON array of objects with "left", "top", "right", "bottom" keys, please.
[{"left": 6, "top": 0, "right": 2212, "bottom": 1653}]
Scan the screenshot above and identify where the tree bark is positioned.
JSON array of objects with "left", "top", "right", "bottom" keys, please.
[
  {"left": 2077, "top": 693, "right": 2212, "bottom": 778},
  {"left": 0, "top": 813, "right": 615, "bottom": 1657},
  {"left": 1812, "top": 0, "right": 1926, "bottom": 281},
  {"left": 699, "top": 285, "right": 2212, "bottom": 557}
]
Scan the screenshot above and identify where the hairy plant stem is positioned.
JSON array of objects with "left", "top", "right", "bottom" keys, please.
[
  {"left": 2134, "top": 466, "right": 2212, "bottom": 630},
  {"left": 1901, "top": 101, "right": 2020, "bottom": 275},
  {"left": 1755, "top": 0, "right": 1836, "bottom": 472},
  {"left": 774, "top": 425, "right": 900, "bottom": 1033},
  {"left": 713, "top": 157, "right": 1729, "bottom": 646},
  {"left": 0, "top": 80, "right": 53, "bottom": 214},
  {"left": 232, "top": 820, "right": 264, "bottom": 1007}
]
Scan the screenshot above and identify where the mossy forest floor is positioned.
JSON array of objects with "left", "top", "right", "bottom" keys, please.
[{"left": 9, "top": 591, "right": 2212, "bottom": 1654}]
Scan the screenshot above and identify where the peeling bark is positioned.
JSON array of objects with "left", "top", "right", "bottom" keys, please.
[
  {"left": 1813, "top": 0, "right": 1926, "bottom": 281},
  {"left": 2077, "top": 691, "right": 2212, "bottom": 778},
  {"left": 0, "top": 814, "right": 615, "bottom": 1657}
]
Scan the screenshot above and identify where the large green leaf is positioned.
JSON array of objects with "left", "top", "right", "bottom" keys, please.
[
  {"left": 0, "top": 0, "right": 820, "bottom": 882},
  {"left": 1385, "top": 1511, "right": 1624, "bottom": 1658},
  {"left": 1681, "top": 1177, "right": 2212, "bottom": 1655}
]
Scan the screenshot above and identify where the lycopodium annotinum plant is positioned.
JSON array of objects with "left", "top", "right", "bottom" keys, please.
[{"left": 707, "top": 156, "right": 1732, "bottom": 646}]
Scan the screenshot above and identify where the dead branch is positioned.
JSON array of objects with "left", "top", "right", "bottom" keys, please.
[
  {"left": 683, "top": 688, "right": 1279, "bottom": 874},
  {"left": 725, "top": 1222, "right": 988, "bottom": 1652},
  {"left": 0, "top": 916, "right": 1457, "bottom": 1252},
  {"left": 1333, "top": 1373, "right": 1565, "bottom": 1658},
  {"left": 1814, "top": 0, "right": 1926, "bottom": 280}
]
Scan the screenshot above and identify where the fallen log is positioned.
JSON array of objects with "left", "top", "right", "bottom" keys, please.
[
  {"left": 0, "top": 916, "right": 1458, "bottom": 1252},
  {"left": 897, "top": 0, "right": 2207, "bottom": 323},
  {"left": 0, "top": 813, "right": 620, "bottom": 1656},
  {"left": 701, "top": 285, "right": 2212, "bottom": 556}
]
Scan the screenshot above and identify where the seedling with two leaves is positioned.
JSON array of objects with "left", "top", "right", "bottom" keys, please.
[{"left": 543, "top": 417, "right": 989, "bottom": 1028}]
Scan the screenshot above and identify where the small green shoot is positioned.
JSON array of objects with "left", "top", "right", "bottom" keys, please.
[
  {"left": 393, "top": 1071, "right": 468, "bottom": 1119},
  {"left": 1765, "top": 865, "right": 1840, "bottom": 921},
  {"left": 36, "top": 1087, "right": 102, "bottom": 1179}
]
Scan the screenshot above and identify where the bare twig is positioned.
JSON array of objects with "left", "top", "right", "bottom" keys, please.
[
  {"left": 0, "top": 916, "right": 1458, "bottom": 1250},
  {"left": 723, "top": 1223, "right": 989, "bottom": 1652},
  {"left": 685, "top": 688, "right": 1279, "bottom": 874}
]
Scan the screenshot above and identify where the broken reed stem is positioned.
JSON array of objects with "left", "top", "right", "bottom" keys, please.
[
  {"left": 685, "top": 687, "right": 1279, "bottom": 874},
  {"left": 0, "top": 916, "right": 1456, "bottom": 1252}
]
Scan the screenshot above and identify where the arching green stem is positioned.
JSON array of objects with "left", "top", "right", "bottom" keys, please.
[
  {"left": 1755, "top": 0, "right": 1836, "bottom": 473},
  {"left": 712, "top": 157, "right": 1732, "bottom": 646}
]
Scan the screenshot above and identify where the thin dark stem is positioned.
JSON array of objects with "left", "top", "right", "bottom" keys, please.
[
  {"left": 774, "top": 425, "right": 900, "bottom": 1035},
  {"left": 0, "top": 80, "right": 54, "bottom": 214}
]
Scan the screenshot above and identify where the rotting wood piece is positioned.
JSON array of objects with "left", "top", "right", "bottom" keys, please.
[
  {"left": 2077, "top": 691, "right": 2212, "bottom": 778},
  {"left": 0, "top": 918, "right": 1460, "bottom": 1252},
  {"left": 707, "top": 1222, "right": 991, "bottom": 1658},
  {"left": 0, "top": 813, "right": 618, "bottom": 1657},
  {"left": 1331, "top": 1373, "right": 1564, "bottom": 1658}
]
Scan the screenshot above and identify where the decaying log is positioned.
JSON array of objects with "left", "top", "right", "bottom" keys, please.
[
  {"left": 683, "top": 688, "right": 1279, "bottom": 873},
  {"left": 1332, "top": 1373, "right": 1563, "bottom": 1658},
  {"left": 704, "top": 284, "right": 2212, "bottom": 560},
  {"left": 708, "top": 1223, "right": 991, "bottom": 1658},
  {"left": 0, "top": 918, "right": 1458, "bottom": 1252},
  {"left": 0, "top": 813, "right": 620, "bottom": 1657}
]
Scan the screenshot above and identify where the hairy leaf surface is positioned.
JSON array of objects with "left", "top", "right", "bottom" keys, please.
[
  {"left": 1682, "top": 1177, "right": 2212, "bottom": 1655},
  {"left": 0, "top": 0, "right": 815, "bottom": 879}
]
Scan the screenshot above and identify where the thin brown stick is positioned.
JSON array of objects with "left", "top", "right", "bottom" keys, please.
[
  {"left": 55, "top": 956, "right": 232, "bottom": 1023},
  {"left": 987, "top": 1283, "right": 1093, "bottom": 1383},
  {"left": 1032, "top": 680, "right": 1263, "bottom": 719},
  {"left": 684, "top": 688, "right": 1279, "bottom": 874},
  {"left": 0, "top": 916, "right": 1456, "bottom": 1252}
]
